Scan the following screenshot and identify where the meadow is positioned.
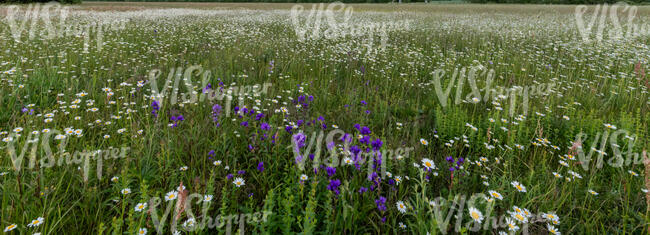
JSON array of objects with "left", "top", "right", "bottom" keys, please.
[{"left": 0, "top": 2, "right": 649, "bottom": 234}]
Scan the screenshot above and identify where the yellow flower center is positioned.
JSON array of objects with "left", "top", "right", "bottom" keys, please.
[{"left": 515, "top": 214, "right": 524, "bottom": 221}]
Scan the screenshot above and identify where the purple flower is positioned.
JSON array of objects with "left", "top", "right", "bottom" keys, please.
[
  {"left": 327, "top": 179, "right": 341, "bottom": 195},
  {"left": 151, "top": 101, "right": 160, "bottom": 117},
  {"left": 203, "top": 83, "right": 212, "bottom": 93},
  {"left": 326, "top": 141, "right": 336, "bottom": 150},
  {"left": 257, "top": 162, "right": 265, "bottom": 172},
  {"left": 359, "top": 187, "right": 368, "bottom": 194},
  {"left": 240, "top": 121, "right": 249, "bottom": 127},
  {"left": 255, "top": 113, "right": 265, "bottom": 121},
  {"left": 21, "top": 107, "right": 28, "bottom": 113},
  {"left": 260, "top": 122, "right": 270, "bottom": 131},
  {"left": 292, "top": 133, "right": 307, "bottom": 149},
  {"left": 360, "top": 135, "right": 371, "bottom": 145},
  {"left": 360, "top": 126, "right": 371, "bottom": 135},
  {"left": 226, "top": 174, "right": 234, "bottom": 180},
  {"left": 212, "top": 104, "right": 222, "bottom": 124},
  {"left": 360, "top": 100, "right": 367, "bottom": 105},
  {"left": 208, "top": 150, "right": 215, "bottom": 156},
  {"left": 445, "top": 156, "right": 454, "bottom": 163},
  {"left": 375, "top": 196, "right": 387, "bottom": 212},
  {"left": 371, "top": 138, "right": 383, "bottom": 151},
  {"left": 326, "top": 167, "right": 336, "bottom": 177},
  {"left": 238, "top": 170, "right": 246, "bottom": 175}
]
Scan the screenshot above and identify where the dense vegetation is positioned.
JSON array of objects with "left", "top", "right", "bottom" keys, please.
[
  {"left": 80, "top": 0, "right": 650, "bottom": 4},
  {"left": 0, "top": 2, "right": 648, "bottom": 235}
]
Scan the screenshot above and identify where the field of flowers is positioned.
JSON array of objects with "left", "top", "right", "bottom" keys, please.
[{"left": 0, "top": 2, "right": 649, "bottom": 234}]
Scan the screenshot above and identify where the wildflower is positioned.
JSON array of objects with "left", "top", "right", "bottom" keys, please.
[
  {"left": 394, "top": 176, "right": 402, "bottom": 185},
  {"left": 121, "top": 188, "right": 131, "bottom": 195},
  {"left": 257, "top": 162, "right": 265, "bottom": 172},
  {"left": 327, "top": 179, "right": 341, "bottom": 195},
  {"left": 4, "top": 224, "right": 17, "bottom": 232},
  {"left": 511, "top": 212, "right": 528, "bottom": 223},
  {"left": 138, "top": 228, "right": 147, "bottom": 235},
  {"left": 511, "top": 181, "right": 527, "bottom": 192},
  {"left": 183, "top": 218, "right": 196, "bottom": 228},
  {"left": 179, "top": 166, "right": 188, "bottom": 171},
  {"left": 420, "top": 138, "right": 428, "bottom": 145},
  {"left": 165, "top": 191, "right": 178, "bottom": 201},
  {"left": 375, "top": 196, "right": 387, "bottom": 211},
  {"left": 505, "top": 217, "right": 519, "bottom": 231},
  {"left": 300, "top": 174, "right": 308, "bottom": 181},
  {"left": 358, "top": 187, "right": 367, "bottom": 194},
  {"left": 468, "top": 207, "right": 484, "bottom": 223},
  {"left": 135, "top": 203, "right": 147, "bottom": 212},
  {"left": 399, "top": 222, "right": 406, "bottom": 229},
  {"left": 603, "top": 123, "right": 617, "bottom": 130},
  {"left": 421, "top": 158, "right": 436, "bottom": 171},
  {"left": 396, "top": 201, "right": 407, "bottom": 214},
  {"left": 203, "top": 195, "right": 213, "bottom": 202},
  {"left": 326, "top": 167, "right": 336, "bottom": 177},
  {"left": 213, "top": 160, "right": 222, "bottom": 166},
  {"left": 488, "top": 190, "right": 503, "bottom": 200},
  {"left": 27, "top": 217, "right": 44, "bottom": 227},
  {"left": 151, "top": 101, "right": 160, "bottom": 117},
  {"left": 233, "top": 177, "right": 245, "bottom": 187},
  {"left": 559, "top": 160, "right": 569, "bottom": 167},
  {"left": 547, "top": 224, "right": 560, "bottom": 234}
]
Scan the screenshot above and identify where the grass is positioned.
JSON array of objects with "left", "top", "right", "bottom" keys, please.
[{"left": 0, "top": 2, "right": 649, "bottom": 234}]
